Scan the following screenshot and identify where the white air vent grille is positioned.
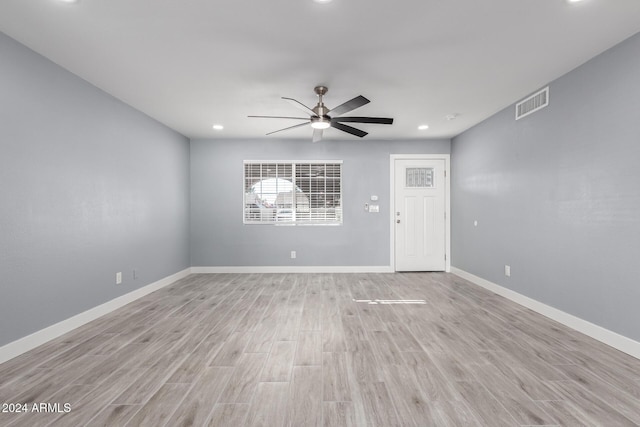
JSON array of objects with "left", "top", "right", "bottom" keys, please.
[{"left": 515, "top": 86, "right": 549, "bottom": 120}]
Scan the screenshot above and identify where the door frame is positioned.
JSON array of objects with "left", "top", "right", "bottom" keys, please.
[{"left": 389, "top": 154, "right": 451, "bottom": 272}]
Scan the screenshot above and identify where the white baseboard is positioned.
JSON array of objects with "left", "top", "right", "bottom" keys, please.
[
  {"left": 451, "top": 267, "right": 640, "bottom": 360},
  {"left": 191, "top": 265, "right": 394, "bottom": 274},
  {"left": 0, "top": 268, "right": 191, "bottom": 365}
]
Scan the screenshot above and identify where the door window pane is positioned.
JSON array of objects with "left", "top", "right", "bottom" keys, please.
[{"left": 406, "top": 168, "right": 434, "bottom": 188}]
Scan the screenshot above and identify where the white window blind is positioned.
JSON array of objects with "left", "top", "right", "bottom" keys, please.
[{"left": 244, "top": 161, "right": 343, "bottom": 225}]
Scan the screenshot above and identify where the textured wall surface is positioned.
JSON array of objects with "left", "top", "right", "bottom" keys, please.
[
  {"left": 190, "top": 138, "right": 450, "bottom": 267},
  {"left": 0, "top": 33, "right": 191, "bottom": 346},
  {"left": 451, "top": 33, "right": 640, "bottom": 341}
]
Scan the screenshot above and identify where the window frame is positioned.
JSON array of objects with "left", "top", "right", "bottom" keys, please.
[{"left": 243, "top": 160, "right": 343, "bottom": 226}]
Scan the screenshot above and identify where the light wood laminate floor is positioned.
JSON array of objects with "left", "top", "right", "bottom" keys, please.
[{"left": 1, "top": 273, "right": 639, "bottom": 426}]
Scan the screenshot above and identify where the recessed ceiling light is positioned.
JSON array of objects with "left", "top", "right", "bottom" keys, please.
[
  {"left": 567, "top": 0, "right": 585, "bottom": 3},
  {"left": 58, "top": 0, "right": 80, "bottom": 3},
  {"left": 212, "top": 124, "right": 224, "bottom": 130},
  {"left": 418, "top": 125, "right": 429, "bottom": 130},
  {"left": 313, "top": 0, "right": 333, "bottom": 3}
]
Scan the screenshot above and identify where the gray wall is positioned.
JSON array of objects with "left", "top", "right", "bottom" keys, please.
[
  {"left": 0, "top": 32, "right": 191, "bottom": 346},
  {"left": 451, "top": 32, "right": 640, "bottom": 341},
  {"left": 190, "top": 138, "right": 449, "bottom": 267}
]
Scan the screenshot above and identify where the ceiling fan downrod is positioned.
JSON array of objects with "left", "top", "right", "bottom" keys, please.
[{"left": 313, "top": 85, "right": 330, "bottom": 117}]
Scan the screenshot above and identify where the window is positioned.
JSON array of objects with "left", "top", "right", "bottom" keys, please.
[
  {"left": 244, "top": 161, "right": 342, "bottom": 225},
  {"left": 406, "top": 167, "right": 434, "bottom": 188}
]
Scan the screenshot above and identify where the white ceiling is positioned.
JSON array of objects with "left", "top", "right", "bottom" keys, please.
[{"left": 1, "top": 0, "right": 639, "bottom": 141}]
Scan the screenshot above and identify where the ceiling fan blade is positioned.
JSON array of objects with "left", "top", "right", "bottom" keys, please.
[
  {"left": 312, "top": 128, "right": 323, "bottom": 143},
  {"left": 332, "top": 116, "right": 394, "bottom": 125},
  {"left": 329, "top": 95, "right": 370, "bottom": 117},
  {"left": 331, "top": 121, "right": 368, "bottom": 138},
  {"left": 282, "top": 97, "right": 316, "bottom": 116},
  {"left": 248, "top": 115, "right": 309, "bottom": 120},
  {"left": 266, "top": 122, "right": 309, "bottom": 136}
]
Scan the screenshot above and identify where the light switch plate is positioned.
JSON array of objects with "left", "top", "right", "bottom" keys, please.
[{"left": 368, "top": 205, "right": 380, "bottom": 213}]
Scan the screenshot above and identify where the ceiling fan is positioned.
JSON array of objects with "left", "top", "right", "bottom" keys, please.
[{"left": 249, "top": 86, "right": 394, "bottom": 142}]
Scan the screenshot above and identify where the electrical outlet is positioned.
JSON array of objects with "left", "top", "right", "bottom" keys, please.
[
  {"left": 505, "top": 265, "right": 511, "bottom": 277},
  {"left": 291, "top": 251, "right": 296, "bottom": 259},
  {"left": 116, "top": 272, "right": 122, "bottom": 285}
]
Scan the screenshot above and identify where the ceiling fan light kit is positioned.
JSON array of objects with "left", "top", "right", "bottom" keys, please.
[
  {"left": 310, "top": 117, "right": 331, "bottom": 129},
  {"left": 249, "top": 86, "right": 394, "bottom": 142}
]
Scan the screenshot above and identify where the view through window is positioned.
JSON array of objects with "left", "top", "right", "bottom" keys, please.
[{"left": 244, "top": 161, "right": 342, "bottom": 225}]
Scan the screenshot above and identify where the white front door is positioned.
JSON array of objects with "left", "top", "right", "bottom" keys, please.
[{"left": 394, "top": 158, "right": 446, "bottom": 271}]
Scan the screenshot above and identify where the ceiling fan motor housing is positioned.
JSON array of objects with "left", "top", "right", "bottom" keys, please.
[{"left": 312, "top": 105, "right": 330, "bottom": 117}]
